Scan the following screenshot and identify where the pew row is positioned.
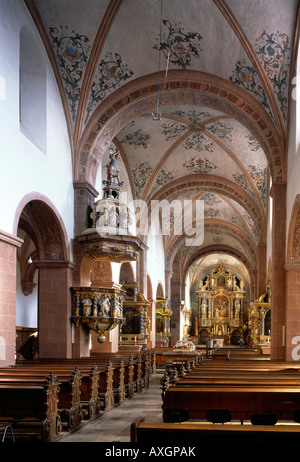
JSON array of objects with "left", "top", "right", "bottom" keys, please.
[
  {"left": 162, "top": 385, "right": 300, "bottom": 422},
  {"left": 130, "top": 417, "right": 300, "bottom": 444},
  {"left": 0, "top": 372, "right": 61, "bottom": 442},
  {"left": 0, "top": 350, "right": 153, "bottom": 440}
]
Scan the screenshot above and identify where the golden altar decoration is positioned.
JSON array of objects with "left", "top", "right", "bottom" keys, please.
[
  {"left": 249, "top": 281, "right": 271, "bottom": 348},
  {"left": 195, "top": 265, "right": 247, "bottom": 344},
  {"left": 155, "top": 297, "right": 172, "bottom": 346},
  {"left": 120, "top": 282, "right": 151, "bottom": 345}
]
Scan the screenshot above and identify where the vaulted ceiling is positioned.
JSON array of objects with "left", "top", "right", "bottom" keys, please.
[{"left": 26, "top": 0, "right": 300, "bottom": 284}]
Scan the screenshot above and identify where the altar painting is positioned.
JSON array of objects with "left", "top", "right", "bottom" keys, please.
[{"left": 213, "top": 295, "right": 229, "bottom": 318}]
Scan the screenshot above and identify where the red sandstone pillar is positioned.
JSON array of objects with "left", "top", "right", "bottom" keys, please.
[
  {"left": 284, "top": 263, "right": 300, "bottom": 360},
  {"left": 270, "top": 183, "right": 286, "bottom": 361},
  {"left": 36, "top": 260, "right": 75, "bottom": 358},
  {"left": 0, "top": 231, "right": 23, "bottom": 366}
]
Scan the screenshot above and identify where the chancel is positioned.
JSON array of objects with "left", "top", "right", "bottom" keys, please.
[
  {"left": 195, "top": 264, "right": 247, "bottom": 345},
  {"left": 1, "top": 0, "right": 300, "bottom": 445}
]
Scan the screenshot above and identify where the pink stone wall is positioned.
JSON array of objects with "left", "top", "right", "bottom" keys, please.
[{"left": 0, "top": 232, "right": 22, "bottom": 366}]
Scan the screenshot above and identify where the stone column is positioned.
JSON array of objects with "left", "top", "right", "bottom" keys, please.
[
  {"left": 284, "top": 263, "right": 300, "bottom": 360},
  {"left": 136, "top": 245, "right": 148, "bottom": 295},
  {"left": 0, "top": 230, "right": 23, "bottom": 366},
  {"left": 270, "top": 183, "right": 286, "bottom": 361},
  {"left": 73, "top": 182, "right": 99, "bottom": 286},
  {"left": 36, "top": 260, "right": 75, "bottom": 358}
]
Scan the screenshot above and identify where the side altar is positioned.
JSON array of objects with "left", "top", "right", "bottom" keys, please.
[{"left": 195, "top": 265, "right": 247, "bottom": 344}]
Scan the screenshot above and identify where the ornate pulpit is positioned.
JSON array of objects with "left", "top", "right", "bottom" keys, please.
[
  {"left": 73, "top": 143, "right": 147, "bottom": 344},
  {"left": 71, "top": 284, "right": 125, "bottom": 343}
]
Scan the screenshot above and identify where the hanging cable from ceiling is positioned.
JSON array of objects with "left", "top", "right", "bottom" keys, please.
[{"left": 152, "top": 0, "right": 164, "bottom": 121}]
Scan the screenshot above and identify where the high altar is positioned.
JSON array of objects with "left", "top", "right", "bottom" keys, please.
[{"left": 195, "top": 265, "right": 247, "bottom": 344}]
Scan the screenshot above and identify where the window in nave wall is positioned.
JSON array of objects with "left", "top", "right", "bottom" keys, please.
[{"left": 19, "top": 26, "right": 47, "bottom": 154}]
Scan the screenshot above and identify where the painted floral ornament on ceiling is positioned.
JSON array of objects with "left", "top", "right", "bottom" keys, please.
[
  {"left": 229, "top": 58, "right": 272, "bottom": 120},
  {"left": 172, "top": 110, "right": 213, "bottom": 123},
  {"left": 154, "top": 20, "right": 202, "bottom": 69},
  {"left": 132, "top": 161, "right": 153, "bottom": 198},
  {"left": 184, "top": 132, "right": 216, "bottom": 152},
  {"left": 120, "top": 129, "right": 150, "bottom": 149},
  {"left": 146, "top": 167, "right": 176, "bottom": 201},
  {"left": 230, "top": 31, "right": 290, "bottom": 122},
  {"left": 206, "top": 121, "right": 233, "bottom": 142},
  {"left": 85, "top": 52, "right": 134, "bottom": 124},
  {"left": 205, "top": 208, "right": 220, "bottom": 218},
  {"left": 161, "top": 120, "right": 187, "bottom": 141},
  {"left": 201, "top": 193, "right": 222, "bottom": 206},
  {"left": 247, "top": 164, "right": 268, "bottom": 207},
  {"left": 50, "top": 26, "right": 91, "bottom": 122},
  {"left": 247, "top": 134, "right": 261, "bottom": 151},
  {"left": 255, "top": 30, "right": 290, "bottom": 120},
  {"left": 183, "top": 157, "right": 217, "bottom": 174}
]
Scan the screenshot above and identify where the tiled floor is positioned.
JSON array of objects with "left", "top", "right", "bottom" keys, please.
[{"left": 59, "top": 372, "right": 164, "bottom": 443}]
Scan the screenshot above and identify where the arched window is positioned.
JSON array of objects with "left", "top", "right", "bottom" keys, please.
[{"left": 19, "top": 26, "right": 47, "bottom": 153}]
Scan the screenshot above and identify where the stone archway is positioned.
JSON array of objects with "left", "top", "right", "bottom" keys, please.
[
  {"left": 76, "top": 70, "right": 286, "bottom": 187},
  {"left": 14, "top": 195, "right": 73, "bottom": 359}
]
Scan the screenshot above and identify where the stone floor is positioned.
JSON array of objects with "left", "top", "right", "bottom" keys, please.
[{"left": 59, "top": 372, "right": 164, "bottom": 443}]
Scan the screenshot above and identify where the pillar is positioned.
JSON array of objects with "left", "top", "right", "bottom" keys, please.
[
  {"left": 285, "top": 263, "right": 300, "bottom": 360},
  {"left": 0, "top": 230, "right": 23, "bottom": 366},
  {"left": 73, "top": 181, "right": 99, "bottom": 286},
  {"left": 136, "top": 246, "right": 147, "bottom": 295},
  {"left": 270, "top": 183, "right": 286, "bottom": 361},
  {"left": 72, "top": 182, "right": 99, "bottom": 357},
  {"left": 36, "top": 260, "right": 75, "bottom": 358}
]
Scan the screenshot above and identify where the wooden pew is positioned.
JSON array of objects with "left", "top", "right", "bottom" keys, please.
[
  {"left": 0, "top": 372, "right": 61, "bottom": 442},
  {"left": 130, "top": 417, "right": 300, "bottom": 444},
  {"left": 0, "top": 366, "right": 83, "bottom": 430},
  {"left": 14, "top": 356, "right": 123, "bottom": 411},
  {"left": 162, "top": 385, "right": 300, "bottom": 422},
  {"left": 161, "top": 353, "right": 300, "bottom": 423}
]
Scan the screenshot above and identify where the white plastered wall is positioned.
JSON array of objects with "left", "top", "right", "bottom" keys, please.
[
  {"left": 0, "top": 0, "right": 74, "bottom": 244},
  {"left": 0, "top": 1, "right": 74, "bottom": 327},
  {"left": 287, "top": 42, "right": 300, "bottom": 250}
]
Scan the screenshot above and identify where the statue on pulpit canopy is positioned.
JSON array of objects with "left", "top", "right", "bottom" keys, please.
[{"left": 103, "top": 144, "right": 124, "bottom": 188}]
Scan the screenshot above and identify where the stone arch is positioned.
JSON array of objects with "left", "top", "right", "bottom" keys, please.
[
  {"left": 14, "top": 192, "right": 70, "bottom": 261},
  {"left": 182, "top": 244, "right": 254, "bottom": 288},
  {"left": 151, "top": 174, "right": 266, "bottom": 246},
  {"left": 165, "top": 220, "right": 258, "bottom": 277},
  {"left": 77, "top": 70, "right": 285, "bottom": 186},
  {"left": 147, "top": 274, "right": 153, "bottom": 301},
  {"left": 14, "top": 193, "right": 73, "bottom": 358},
  {"left": 119, "top": 261, "right": 135, "bottom": 285},
  {"left": 156, "top": 282, "right": 164, "bottom": 299}
]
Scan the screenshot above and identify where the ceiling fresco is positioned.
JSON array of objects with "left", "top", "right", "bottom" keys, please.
[{"left": 26, "top": 0, "right": 299, "bottom": 286}]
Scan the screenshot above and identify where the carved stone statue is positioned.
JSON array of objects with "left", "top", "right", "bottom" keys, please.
[
  {"left": 98, "top": 294, "right": 110, "bottom": 317},
  {"left": 103, "top": 144, "right": 124, "bottom": 189},
  {"left": 82, "top": 298, "right": 92, "bottom": 316}
]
